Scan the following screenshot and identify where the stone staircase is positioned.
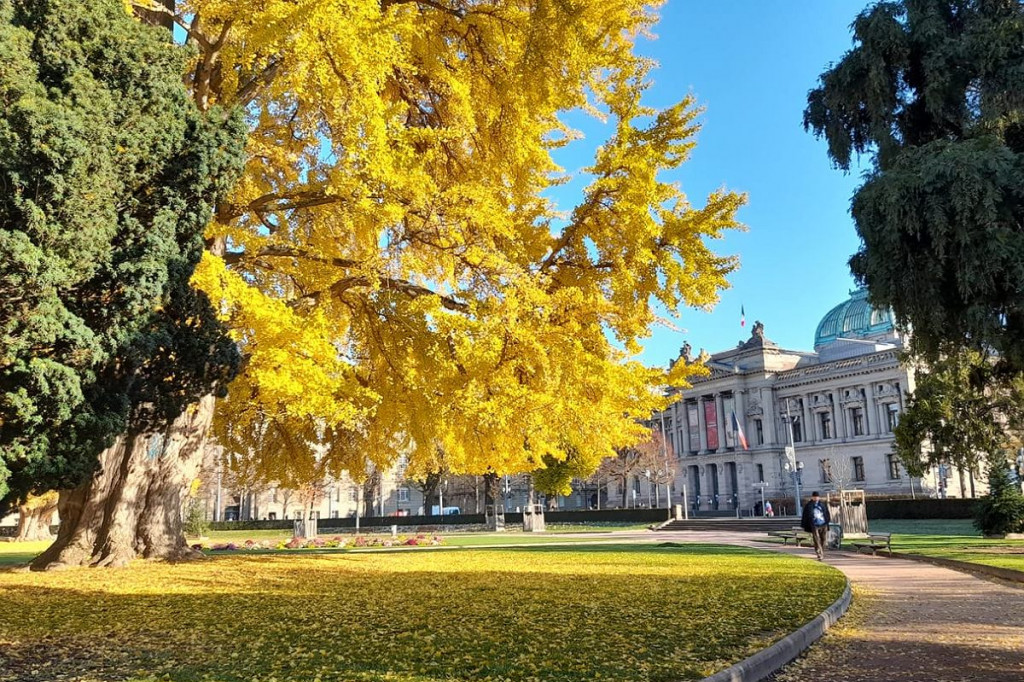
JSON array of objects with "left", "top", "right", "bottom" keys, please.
[{"left": 658, "top": 517, "right": 800, "bottom": 533}]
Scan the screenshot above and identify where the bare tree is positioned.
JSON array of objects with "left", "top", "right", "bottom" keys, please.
[
  {"left": 824, "top": 447, "right": 853, "bottom": 494},
  {"left": 597, "top": 430, "right": 666, "bottom": 507}
]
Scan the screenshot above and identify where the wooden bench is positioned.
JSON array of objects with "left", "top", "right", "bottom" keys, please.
[
  {"left": 768, "top": 527, "right": 811, "bottom": 547},
  {"left": 851, "top": 532, "right": 892, "bottom": 556}
]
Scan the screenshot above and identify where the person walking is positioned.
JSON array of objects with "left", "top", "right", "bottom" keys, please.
[{"left": 801, "top": 491, "right": 831, "bottom": 560}]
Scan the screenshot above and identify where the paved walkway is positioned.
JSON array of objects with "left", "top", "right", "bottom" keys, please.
[{"left": 644, "top": 530, "right": 1024, "bottom": 682}]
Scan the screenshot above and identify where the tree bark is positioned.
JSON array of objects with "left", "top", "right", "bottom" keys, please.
[
  {"left": 483, "top": 472, "right": 497, "bottom": 509},
  {"left": 417, "top": 471, "right": 441, "bottom": 516},
  {"left": 15, "top": 495, "right": 58, "bottom": 542},
  {"left": 30, "top": 395, "right": 215, "bottom": 571}
]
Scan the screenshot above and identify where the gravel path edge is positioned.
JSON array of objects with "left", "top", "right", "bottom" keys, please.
[{"left": 886, "top": 551, "right": 1024, "bottom": 584}]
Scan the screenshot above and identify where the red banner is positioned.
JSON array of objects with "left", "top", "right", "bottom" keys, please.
[{"left": 704, "top": 400, "right": 719, "bottom": 450}]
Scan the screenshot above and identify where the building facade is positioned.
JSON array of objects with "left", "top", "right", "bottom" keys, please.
[
  {"left": 634, "top": 288, "right": 971, "bottom": 516},
  {"left": 194, "top": 467, "right": 544, "bottom": 522}
]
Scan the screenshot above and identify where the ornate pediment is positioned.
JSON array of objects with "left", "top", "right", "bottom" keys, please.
[
  {"left": 810, "top": 392, "right": 833, "bottom": 412},
  {"left": 779, "top": 397, "right": 802, "bottom": 415},
  {"left": 874, "top": 382, "right": 900, "bottom": 402},
  {"left": 840, "top": 387, "right": 866, "bottom": 409},
  {"left": 746, "top": 397, "right": 763, "bottom": 417}
]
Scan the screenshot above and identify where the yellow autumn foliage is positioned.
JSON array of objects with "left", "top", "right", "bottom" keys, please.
[{"left": 150, "top": 0, "right": 744, "bottom": 484}]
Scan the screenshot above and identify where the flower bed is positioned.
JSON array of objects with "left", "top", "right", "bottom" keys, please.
[{"left": 196, "top": 533, "right": 443, "bottom": 552}]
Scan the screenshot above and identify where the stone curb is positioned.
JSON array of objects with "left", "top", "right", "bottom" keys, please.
[
  {"left": 700, "top": 580, "right": 852, "bottom": 682},
  {"left": 888, "top": 551, "right": 1024, "bottom": 584}
]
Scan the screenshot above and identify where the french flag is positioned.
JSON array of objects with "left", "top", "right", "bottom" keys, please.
[{"left": 731, "top": 411, "right": 749, "bottom": 451}]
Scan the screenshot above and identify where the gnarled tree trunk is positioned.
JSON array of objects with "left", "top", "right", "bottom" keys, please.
[
  {"left": 31, "top": 395, "right": 215, "bottom": 570},
  {"left": 15, "top": 492, "right": 59, "bottom": 542}
]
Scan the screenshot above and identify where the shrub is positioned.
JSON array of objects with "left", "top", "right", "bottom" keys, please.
[
  {"left": 183, "top": 499, "right": 210, "bottom": 537},
  {"left": 974, "top": 460, "right": 1024, "bottom": 535}
]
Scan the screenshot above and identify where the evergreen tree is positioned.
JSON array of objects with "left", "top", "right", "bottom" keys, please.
[
  {"left": 805, "top": 0, "right": 1024, "bottom": 370},
  {"left": 893, "top": 347, "right": 1024, "bottom": 496},
  {"left": 0, "top": 0, "right": 245, "bottom": 566},
  {"left": 974, "top": 459, "right": 1024, "bottom": 535}
]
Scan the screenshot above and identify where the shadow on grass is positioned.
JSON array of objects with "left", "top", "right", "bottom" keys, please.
[
  {"left": 462, "top": 542, "right": 788, "bottom": 559},
  {"left": 0, "top": 550, "right": 40, "bottom": 568},
  {"left": 0, "top": 541, "right": 50, "bottom": 570},
  {"left": 0, "top": 546, "right": 845, "bottom": 682},
  {"left": 0, "top": 540, "right": 783, "bottom": 574}
]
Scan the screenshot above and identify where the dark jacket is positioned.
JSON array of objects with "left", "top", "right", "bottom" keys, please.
[{"left": 800, "top": 498, "right": 831, "bottom": 533}]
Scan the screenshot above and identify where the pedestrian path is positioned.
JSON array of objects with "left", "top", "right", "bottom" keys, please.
[{"left": 647, "top": 530, "right": 1024, "bottom": 682}]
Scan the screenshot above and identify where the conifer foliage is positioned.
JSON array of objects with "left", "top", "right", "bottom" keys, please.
[
  {"left": 0, "top": 0, "right": 245, "bottom": 512},
  {"left": 974, "top": 459, "right": 1024, "bottom": 535},
  {"left": 805, "top": 0, "right": 1024, "bottom": 369}
]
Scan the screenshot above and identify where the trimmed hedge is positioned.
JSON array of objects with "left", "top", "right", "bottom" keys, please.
[
  {"left": 207, "top": 507, "right": 672, "bottom": 532},
  {"left": 866, "top": 498, "right": 977, "bottom": 520}
]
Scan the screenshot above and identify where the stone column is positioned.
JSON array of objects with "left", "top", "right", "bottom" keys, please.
[
  {"left": 715, "top": 393, "right": 726, "bottom": 451},
  {"left": 862, "top": 385, "right": 875, "bottom": 436},
  {"left": 832, "top": 389, "right": 845, "bottom": 439},
  {"left": 677, "top": 403, "right": 686, "bottom": 453},
  {"left": 697, "top": 397, "right": 708, "bottom": 452},
  {"left": 765, "top": 389, "right": 778, "bottom": 446},
  {"left": 804, "top": 393, "right": 815, "bottom": 444},
  {"left": 678, "top": 402, "right": 689, "bottom": 454},
  {"left": 735, "top": 390, "right": 747, "bottom": 446}
]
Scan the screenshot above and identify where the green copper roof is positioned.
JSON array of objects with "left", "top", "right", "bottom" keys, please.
[{"left": 814, "top": 288, "right": 894, "bottom": 350}]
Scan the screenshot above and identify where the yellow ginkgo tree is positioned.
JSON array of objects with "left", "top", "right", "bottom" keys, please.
[{"left": 42, "top": 0, "right": 743, "bottom": 567}]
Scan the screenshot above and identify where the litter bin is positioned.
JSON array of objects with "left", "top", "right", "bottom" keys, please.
[{"left": 827, "top": 522, "right": 843, "bottom": 550}]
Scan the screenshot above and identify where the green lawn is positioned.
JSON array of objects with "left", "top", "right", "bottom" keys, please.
[
  {"left": 0, "top": 540, "right": 49, "bottom": 567},
  {"left": 861, "top": 519, "right": 1024, "bottom": 573},
  {"left": 0, "top": 543, "right": 844, "bottom": 682},
  {"left": 196, "top": 524, "right": 651, "bottom": 546},
  {"left": 542, "top": 522, "right": 654, "bottom": 533},
  {"left": 195, "top": 520, "right": 651, "bottom": 540}
]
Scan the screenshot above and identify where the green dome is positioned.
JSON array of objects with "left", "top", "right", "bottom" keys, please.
[{"left": 814, "top": 288, "right": 895, "bottom": 350}]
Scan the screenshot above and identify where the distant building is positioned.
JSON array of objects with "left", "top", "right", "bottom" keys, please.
[
  {"left": 632, "top": 288, "right": 971, "bottom": 515},
  {"left": 194, "top": 465, "right": 539, "bottom": 523}
]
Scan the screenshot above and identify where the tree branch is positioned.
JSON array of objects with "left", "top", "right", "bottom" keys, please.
[
  {"left": 235, "top": 58, "right": 283, "bottom": 107},
  {"left": 331, "top": 276, "right": 468, "bottom": 312},
  {"left": 222, "top": 246, "right": 359, "bottom": 269},
  {"left": 380, "top": 0, "right": 467, "bottom": 19}
]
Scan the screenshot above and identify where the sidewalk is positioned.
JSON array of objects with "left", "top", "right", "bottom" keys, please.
[{"left": 648, "top": 530, "right": 1024, "bottom": 682}]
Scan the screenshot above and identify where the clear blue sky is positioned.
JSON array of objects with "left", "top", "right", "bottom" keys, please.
[{"left": 549, "top": 1, "right": 874, "bottom": 368}]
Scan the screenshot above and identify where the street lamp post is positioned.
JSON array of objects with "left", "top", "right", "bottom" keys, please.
[
  {"left": 754, "top": 481, "right": 767, "bottom": 516},
  {"left": 795, "top": 462, "right": 804, "bottom": 512}
]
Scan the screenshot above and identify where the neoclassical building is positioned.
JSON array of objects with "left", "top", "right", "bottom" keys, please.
[{"left": 642, "top": 288, "right": 958, "bottom": 515}]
